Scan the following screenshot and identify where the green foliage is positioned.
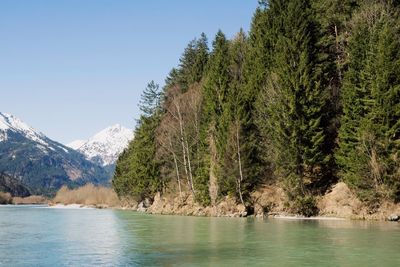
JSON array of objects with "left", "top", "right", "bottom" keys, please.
[
  {"left": 219, "top": 30, "right": 264, "bottom": 203},
  {"left": 174, "top": 34, "right": 209, "bottom": 92},
  {"left": 193, "top": 146, "right": 211, "bottom": 206},
  {"left": 202, "top": 30, "right": 234, "bottom": 198},
  {"left": 336, "top": 1, "right": 400, "bottom": 202},
  {"left": 114, "top": 0, "right": 400, "bottom": 213},
  {"left": 256, "top": 0, "right": 333, "bottom": 200},
  {"left": 290, "top": 195, "right": 319, "bottom": 217},
  {"left": 113, "top": 82, "right": 163, "bottom": 201},
  {"left": 203, "top": 30, "right": 231, "bottom": 125},
  {"left": 139, "top": 81, "right": 163, "bottom": 117}
]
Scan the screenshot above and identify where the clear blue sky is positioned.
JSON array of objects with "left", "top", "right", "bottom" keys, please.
[{"left": 0, "top": 0, "right": 258, "bottom": 144}]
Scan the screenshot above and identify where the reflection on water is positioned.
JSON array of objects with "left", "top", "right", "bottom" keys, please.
[{"left": 0, "top": 205, "right": 399, "bottom": 267}]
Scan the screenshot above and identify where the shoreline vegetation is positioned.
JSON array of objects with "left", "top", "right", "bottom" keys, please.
[
  {"left": 2, "top": 182, "right": 399, "bottom": 221},
  {"left": 112, "top": 0, "right": 400, "bottom": 222},
  {"left": 10, "top": 182, "right": 399, "bottom": 221},
  {"left": 50, "top": 184, "right": 120, "bottom": 209}
]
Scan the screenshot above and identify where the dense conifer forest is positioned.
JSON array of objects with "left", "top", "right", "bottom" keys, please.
[{"left": 113, "top": 0, "right": 400, "bottom": 215}]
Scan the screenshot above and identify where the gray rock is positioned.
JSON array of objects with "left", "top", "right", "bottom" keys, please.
[
  {"left": 143, "top": 198, "right": 152, "bottom": 208},
  {"left": 137, "top": 201, "right": 147, "bottom": 212},
  {"left": 387, "top": 214, "right": 400, "bottom": 221}
]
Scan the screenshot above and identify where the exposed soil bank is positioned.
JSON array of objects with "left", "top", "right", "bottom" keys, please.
[
  {"left": 317, "top": 182, "right": 400, "bottom": 221},
  {"left": 127, "top": 182, "right": 400, "bottom": 221}
]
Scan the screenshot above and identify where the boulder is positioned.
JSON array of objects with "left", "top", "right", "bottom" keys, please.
[
  {"left": 137, "top": 201, "right": 148, "bottom": 212},
  {"left": 318, "top": 182, "right": 362, "bottom": 218},
  {"left": 388, "top": 214, "right": 400, "bottom": 222}
]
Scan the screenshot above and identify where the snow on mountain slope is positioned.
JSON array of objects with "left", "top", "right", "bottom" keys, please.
[
  {"left": 67, "top": 139, "right": 86, "bottom": 150},
  {"left": 0, "top": 112, "right": 109, "bottom": 194},
  {"left": 0, "top": 112, "right": 48, "bottom": 146},
  {"left": 67, "top": 124, "right": 133, "bottom": 166}
]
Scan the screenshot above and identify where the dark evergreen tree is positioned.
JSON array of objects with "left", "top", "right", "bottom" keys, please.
[
  {"left": 164, "top": 68, "right": 180, "bottom": 89},
  {"left": 177, "top": 40, "right": 197, "bottom": 92},
  {"left": 221, "top": 29, "right": 263, "bottom": 204},
  {"left": 139, "top": 80, "right": 163, "bottom": 117},
  {"left": 241, "top": 4, "right": 274, "bottom": 189},
  {"left": 256, "top": 0, "right": 332, "bottom": 214},
  {"left": 192, "top": 33, "right": 209, "bottom": 84},
  {"left": 176, "top": 34, "right": 209, "bottom": 92},
  {"left": 202, "top": 30, "right": 231, "bottom": 197},
  {"left": 113, "top": 82, "right": 163, "bottom": 201},
  {"left": 336, "top": 1, "right": 400, "bottom": 202}
]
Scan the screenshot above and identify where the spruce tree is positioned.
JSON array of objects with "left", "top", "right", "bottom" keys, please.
[
  {"left": 220, "top": 30, "right": 247, "bottom": 200},
  {"left": 202, "top": 30, "right": 231, "bottom": 197},
  {"left": 337, "top": 1, "right": 400, "bottom": 202},
  {"left": 241, "top": 3, "right": 274, "bottom": 188},
  {"left": 113, "top": 82, "right": 163, "bottom": 201},
  {"left": 256, "top": 0, "right": 332, "bottom": 213},
  {"left": 176, "top": 34, "right": 209, "bottom": 92},
  {"left": 177, "top": 40, "right": 197, "bottom": 92},
  {"left": 221, "top": 29, "right": 263, "bottom": 204},
  {"left": 192, "top": 33, "right": 209, "bottom": 84}
]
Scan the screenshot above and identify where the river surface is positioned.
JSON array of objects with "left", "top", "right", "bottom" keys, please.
[{"left": 0, "top": 205, "right": 399, "bottom": 267}]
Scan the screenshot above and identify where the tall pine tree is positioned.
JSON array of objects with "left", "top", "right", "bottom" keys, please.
[
  {"left": 113, "top": 82, "right": 163, "bottom": 201},
  {"left": 202, "top": 30, "right": 232, "bottom": 199},
  {"left": 337, "top": 1, "right": 400, "bottom": 202},
  {"left": 256, "top": 0, "right": 332, "bottom": 215}
]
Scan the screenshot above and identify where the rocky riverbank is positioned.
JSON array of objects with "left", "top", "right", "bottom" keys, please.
[{"left": 127, "top": 182, "right": 400, "bottom": 221}]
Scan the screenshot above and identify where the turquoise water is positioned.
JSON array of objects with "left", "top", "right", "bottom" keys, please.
[{"left": 0, "top": 205, "right": 399, "bottom": 266}]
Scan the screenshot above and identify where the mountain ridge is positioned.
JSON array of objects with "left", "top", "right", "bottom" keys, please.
[
  {"left": 67, "top": 124, "right": 133, "bottom": 166},
  {"left": 0, "top": 112, "right": 109, "bottom": 195}
]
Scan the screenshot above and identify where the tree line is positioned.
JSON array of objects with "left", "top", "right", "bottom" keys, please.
[{"left": 113, "top": 0, "right": 400, "bottom": 215}]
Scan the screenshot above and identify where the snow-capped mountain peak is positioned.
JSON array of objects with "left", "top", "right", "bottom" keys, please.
[
  {"left": 67, "top": 139, "right": 86, "bottom": 150},
  {"left": 0, "top": 112, "right": 47, "bottom": 145},
  {"left": 67, "top": 124, "right": 133, "bottom": 166},
  {"left": 0, "top": 112, "right": 110, "bottom": 194}
]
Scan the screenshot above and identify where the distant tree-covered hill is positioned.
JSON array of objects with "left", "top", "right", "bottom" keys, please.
[{"left": 0, "top": 172, "right": 31, "bottom": 197}]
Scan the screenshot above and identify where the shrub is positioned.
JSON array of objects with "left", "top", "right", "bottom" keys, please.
[
  {"left": 291, "top": 195, "right": 319, "bottom": 217},
  {"left": 53, "top": 184, "right": 120, "bottom": 207},
  {"left": 0, "top": 192, "right": 12, "bottom": 204}
]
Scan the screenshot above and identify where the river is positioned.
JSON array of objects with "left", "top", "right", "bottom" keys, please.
[{"left": 0, "top": 205, "right": 399, "bottom": 266}]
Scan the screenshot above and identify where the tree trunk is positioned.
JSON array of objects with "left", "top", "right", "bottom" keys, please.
[
  {"left": 185, "top": 138, "right": 195, "bottom": 195},
  {"left": 176, "top": 103, "right": 191, "bottom": 190},
  {"left": 170, "top": 139, "right": 182, "bottom": 201},
  {"left": 235, "top": 121, "right": 245, "bottom": 206}
]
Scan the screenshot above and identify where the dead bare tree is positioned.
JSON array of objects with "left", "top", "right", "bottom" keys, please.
[
  {"left": 156, "top": 84, "right": 203, "bottom": 198},
  {"left": 156, "top": 115, "right": 183, "bottom": 199},
  {"left": 234, "top": 120, "right": 245, "bottom": 206}
]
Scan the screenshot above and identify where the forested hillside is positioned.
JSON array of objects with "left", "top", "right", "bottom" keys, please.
[{"left": 113, "top": 0, "right": 400, "bottom": 216}]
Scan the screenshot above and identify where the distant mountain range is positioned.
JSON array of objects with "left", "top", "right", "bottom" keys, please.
[
  {"left": 0, "top": 112, "right": 133, "bottom": 196},
  {"left": 67, "top": 124, "right": 133, "bottom": 167}
]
